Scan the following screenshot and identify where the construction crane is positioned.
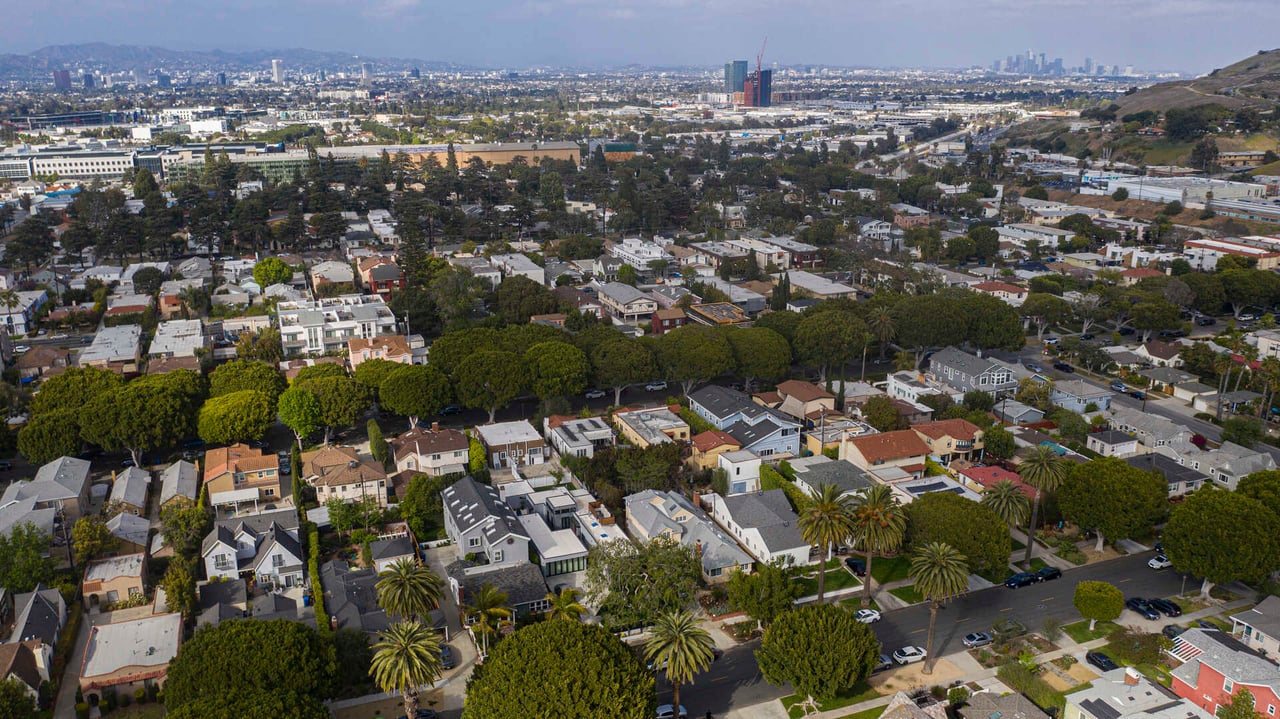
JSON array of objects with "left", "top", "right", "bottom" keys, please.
[{"left": 756, "top": 36, "right": 767, "bottom": 78}]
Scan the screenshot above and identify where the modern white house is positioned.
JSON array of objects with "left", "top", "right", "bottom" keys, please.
[{"left": 276, "top": 295, "right": 398, "bottom": 357}]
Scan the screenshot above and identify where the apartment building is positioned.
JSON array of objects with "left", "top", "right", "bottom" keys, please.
[{"left": 276, "top": 295, "right": 398, "bottom": 357}]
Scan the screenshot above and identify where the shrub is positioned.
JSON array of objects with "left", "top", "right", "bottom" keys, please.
[
  {"left": 135, "top": 687, "right": 147, "bottom": 704},
  {"left": 120, "top": 692, "right": 131, "bottom": 708},
  {"left": 1105, "top": 628, "right": 1169, "bottom": 666},
  {"left": 949, "top": 687, "right": 971, "bottom": 705},
  {"left": 306, "top": 522, "right": 330, "bottom": 636},
  {"left": 998, "top": 661, "right": 1064, "bottom": 711},
  {"left": 75, "top": 702, "right": 89, "bottom": 719}
]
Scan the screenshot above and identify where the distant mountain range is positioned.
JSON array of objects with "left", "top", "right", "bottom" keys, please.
[{"left": 0, "top": 43, "right": 469, "bottom": 78}]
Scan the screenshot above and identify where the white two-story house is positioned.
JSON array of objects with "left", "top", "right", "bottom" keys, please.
[
  {"left": 440, "top": 476, "right": 530, "bottom": 569},
  {"left": 201, "top": 508, "right": 305, "bottom": 589}
]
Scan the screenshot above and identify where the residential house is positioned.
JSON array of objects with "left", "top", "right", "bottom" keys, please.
[
  {"left": 685, "top": 303, "right": 751, "bottom": 327},
  {"left": 716, "top": 451, "right": 762, "bottom": 495},
  {"left": 625, "top": 489, "right": 752, "bottom": 583},
  {"left": 310, "top": 260, "right": 355, "bottom": 288},
  {"left": 599, "top": 282, "right": 658, "bottom": 324},
  {"left": 105, "top": 514, "right": 151, "bottom": 553},
  {"left": 651, "top": 308, "right": 687, "bottom": 335},
  {"left": 1155, "top": 440, "right": 1275, "bottom": 491},
  {"left": 1120, "top": 267, "right": 1165, "bottom": 286},
  {"left": 8, "top": 585, "right": 66, "bottom": 647},
  {"left": 840, "top": 430, "right": 932, "bottom": 477},
  {"left": 276, "top": 295, "right": 398, "bottom": 357},
  {"left": 958, "top": 465, "right": 1033, "bottom": 498},
  {"left": 357, "top": 258, "right": 406, "bottom": 300},
  {"left": 994, "top": 399, "right": 1046, "bottom": 425},
  {"left": 195, "top": 580, "right": 248, "bottom": 629},
  {"left": 1, "top": 456, "right": 91, "bottom": 521},
  {"left": 911, "top": 419, "right": 984, "bottom": 466},
  {"left": 788, "top": 456, "right": 876, "bottom": 499},
  {"left": 490, "top": 254, "right": 546, "bottom": 285},
  {"left": 1087, "top": 430, "right": 1140, "bottom": 457},
  {"left": 0, "top": 495, "right": 56, "bottom": 541},
  {"left": 688, "top": 430, "right": 742, "bottom": 471},
  {"left": 1125, "top": 452, "right": 1209, "bottom": 497},
  {"left": 890, "top": 202, "right": 931, "bottom": 228},
  {"left": 0, "top": 290, "right": 48, "bottom": 336},
  {"left": 14, "top": 345, "right": 73, "bottom": 380},
  {"left": 1068, "top": 667, "right": 1213, "bottom": 719},
  {"left": 1135, "top": 340, "right": 1185, "bottom": 368},
  {"left": 1052, "top": 379, "right": 1113, "bottom": 413},
  {"left": 609, "top": 237, "right": 675, "bottom": 273},
  {"left": 705, "top": 489, "right": 811, "bottom": 567},
  {"left": 754, "top": 380, "right": 836, "bottom": 427},
  {"left": 148, "top": 319, "right": 206, "bottom": 360},
  {"left": 200, "top": 508, "right": 305, "bottom": 588},
  {"left": 390, "top": 424, "right": 470, "bottom": 477},
  {"left": 1169, "top": 627, "right": 1280, "bottom": 715},
  {"left": 202, "top": 443, "right": 281, "bottom": 509},
  {"left": 78, "top": 324, "right": 143, "bottom": 374},
  {"left": 544, "top": 416, "right": 615, "bottom": 459},
  {"left": 320, "top": 560, "right": 393, "bottom": 634},
  {"left": 885, "top": 371, "right": 964, "bottom": 405},
  {"left": 1229, "top": 595, "right": 1280, "bottom": 659},
  {"left": 960, "top": 692, "right": 1050, "bottom": 719},
  {"left": 612, "top": 406, "right": 691, "bottom": 448},
  {"left": 777, "top": 270, "right": 853, "bottom": 298},
  {"left": 474, "top": 420, "right": 549, "bottom": 470},
  {"left": 805, "top": 417, "right": 877, "bottom": 456},
  {"left": 82, "top": 554, "right": 147, "bottom": 609},
  {"left": 347, "top": 335, "right": 414, "bottom": 369},
  {"left": 0, "top": 642, "right": 47, "bottom": 702},
  {"left": 445, "top": 561, "right": 550, "bottom": 620},
  {"left": 554, "top": 286, "right": 604, "bottom": 319},
  {"left": 158, "top": 461, "right": 199, "bottom": 509},
  {"left": 688, "top": 385, "right": 802, "bottom": 458},
  {"left": 1106, "top": 406, "right": 1196, "bottom": 450},
  {"left": 301, "top": 446, "right": 389, "bottom": 508},
  {"left": 972, "top": 281, "right": 1029, "bottom": 306},
  {"left": 77, "top": 613, "right": 182, "bottom": 702},
  {"left": 369, "top": 536, "right": 417, "bottom": 573},
  {"left": 926, "top": 347, "right": 1019, "bottom": 396},
  {"left": 108, "top": 467, "right": 150, "bottom": 515},
  {"left": 440, "top": 476, "right": 531, "bottom": 569}
]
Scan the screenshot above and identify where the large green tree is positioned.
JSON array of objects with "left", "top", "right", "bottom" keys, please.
[
  {"left": 197, "top": 390, "right": 274, "bottom": 444},
  {"left": 1058, "top": 458, "right": 1168, "bottom": 551},
  {"left": 299, "top": 376, "right": 371, "bottom": 444},
  {"left": 379, "top": 365, "right": 452, "bottom": 430},
  {"left": 253, "top": 257, "right": 294, "bottom": 287},
  {"left": 1019, "top": 293, "right": 1072, "bottom": 341},
  {"left": 17, "top": 409, "right": 82, "bottom": 464},
  {"left": 1238, "top": 470, "right": 1280, "bottom": 518},
  {"left": 209, "top": 359, "right": 287, "bottom": 401},
  {"left": 910, "top": 541, "right": 970, "bottom": 674},
  {"left": 167, "top": 691, "right": 330, "bottom": 719},
  {"left": 793, "top": 311, "right": 866, "bottom": 382},
  {"left": 455, "top": 350, "right": 527, "bottom": 423},
  {"left": 464, "top": 620, "right": 654, "bottom": 719},
  {"left": 525, "top": 341, "right": 590, "bottom": 400},
  {"left": 0, "top": 523, "right": 53, "bottom": 594},
  {"left": 962, "top": 293, "right": 1025, "bottom": 351},
  {"left": 1163, "top": 487, "right": 1280, "bottom": 598},
  {"left": 277, "top": 385, "right": 322, "bottom": 450},
  {"left": 644, "top": 610, "right": 716, "bottom": 711},
  {"left": 725, "top": 563, "right": 802, "bottom": 629},
  {"left": 724, "top": 326, "right": 791, "bottom": 389},
  {"left": 28, "top": 366, "right": 121, "bottom": 415},
  {"left": 657, "top": 325, "right": 735, "bottom": 394},
  {"left": 1073, "top": 580, "right": 1124, "bottom": 631},
  {"left": 904, "top": 492, "right": 1009, "bottom": 579},
  {"left": 493, "top": 275, "right": 559, "bottom": 324},
  {"left": 583, "top": 535, "right": 700, "bottom": 630},
  {"left": 590, "top": 337, "right": 657, "bottom": 404},
  {"left": 755, "top": 603, "right": 881, "bottom": 702},
  {"left": 81, "top": 384, "right": 193, "bottom": 466}
]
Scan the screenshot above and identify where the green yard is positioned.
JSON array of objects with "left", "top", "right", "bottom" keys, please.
[
  {"left": 795, "top": 566, "right": 862, "bottom": 598},
  {"left": 839, "top": 596, "right": 880, "bottom": 611},
  {"left": 1063, "top": 620, "right": 1122, "bottom": 643},
  {"left": 108, "top": 706, "right": 167, "bottom": 719},
  {"left": 1028, "top": 558, "right": 1050, "bottom": 572},
  {"left": 889, "top": 584, "right": 924, "bottom": 604},
  {"left": 781, "top": 681, "right": 882, "bottom": 719},
  {"left": 870, "top": 556, "right": 911, "bottom": 584}
]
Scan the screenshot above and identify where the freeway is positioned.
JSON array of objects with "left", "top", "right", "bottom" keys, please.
[{"left": 673, "top": 552, "right": 1194, "bottom": 718}]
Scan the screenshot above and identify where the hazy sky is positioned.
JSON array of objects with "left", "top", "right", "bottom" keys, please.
[{"left": 7, "top": 0, "right": 1278, "bottom": 74}]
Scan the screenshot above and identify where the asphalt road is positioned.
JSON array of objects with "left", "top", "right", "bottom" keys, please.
[{"left": 673, "top": 552, "right": 1195, "bottom": 718}]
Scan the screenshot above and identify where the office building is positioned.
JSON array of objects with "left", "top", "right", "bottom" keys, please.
[
  {"left": 743, "top": 69, "right": 772, "bottom": 107},
  {"left": 271, "top": 59, "right": 283, "bottom": 84},
  {"left": 724, "top": 60, "right": 748, "bottom": 94},
  {"left": 82, "top": 73, "right": 95, "bottom": 89},
  {"left": 52, "top": 70, "right": 71, "bottom": 90}
]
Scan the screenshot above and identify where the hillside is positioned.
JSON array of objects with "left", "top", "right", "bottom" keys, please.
[{"left": 1113, "top": 48, "right": 1280, "bottom": 116}]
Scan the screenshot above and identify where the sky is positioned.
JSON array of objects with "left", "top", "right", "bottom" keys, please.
[{"left": 6, "top": 0, "right": 1279, "bottom": 74}]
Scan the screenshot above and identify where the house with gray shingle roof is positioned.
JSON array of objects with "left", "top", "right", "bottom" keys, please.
[
  {"left": 1, "top": 456, "right": 91, "bottom": 520},
  {"left": 440, "top": 476, "right": 530, "bottom": 569},
  {"left": 925, "top": 347, "right": 1019, "bottom": 396},
  {"left": 158, "top": 461, "right": 199, "bottom": 509},
  {"left": 1229, "top": 594, "right": 1280, "bottom": 659},
  {"left": 624, "top": 489, "right": 752, "bottom": 583},
  {"left": 788, "top": 456, "right": 876, "bottom": 499},
  {"left": 108, "top": 467, "right": 150, "bottom": 515},
  {"left": 705, "top": 489, "right": 811, "bottom": 568},
  {"left": 200, "top": 508, "right": 303, "bottom": 587},
  {"left": 1169, "top": 627, "right": 1280, "bottom": 713},
  {"left": 7, "top": 585, "right": 65, "bottom": 647},
  {"left": 105, "top": 513, "right": 150, "bottom": 552}
]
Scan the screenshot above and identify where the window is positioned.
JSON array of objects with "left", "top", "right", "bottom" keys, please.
[
  {"left": 214, "top": 554, "right": 232, "bottom": 570},
  {"left": 492, "top": 550, "right": 504, "bottom": 563},
  {"left": 432, "top": 454, "right": 441, "bottom": 460},
  {"left": 1224, "top": 679, "right": 1234, "bottom": 693},
  {"left": 1267, "top": 707, "right": 1274, "bottom": 716},
  {"left": 272, "top": 554, "right": 285, "bottom": 567},
  {"left": 468, "top": 537, "right": 481, "bottom": 548}
]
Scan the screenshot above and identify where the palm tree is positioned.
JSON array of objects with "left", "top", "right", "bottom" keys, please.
[
  {"left": 981, "top": 479, "right": 1031, "bottom": 530},
  {"left": 867, "top": 307, "right": 896, "bottom": 362},
  {"left": 850, "top": 484, "right": 906, "bottom": 607},
  {"left": 545, "top": 587, "right": 587, "bottom": 621},
  {"left": 465, "top": 583, "right": 512, "bottom": 657},
  {"left": 376, "top": 558, "right": 443, "bottom": 622},
  {"left": 1019, "top": 445, "right": 1069, "bottom": 565},
  {"left": 797, "top": 482, "right": 856, "bottom": 602},
  {"left": 909, "top": 542, "right": 970, "bottom": 675},
  {"left": 644, "top": 610, "right": 716, "bottom": 712},
  {"left": 369, "top": 620, "right": 444, "bottom": 719}
]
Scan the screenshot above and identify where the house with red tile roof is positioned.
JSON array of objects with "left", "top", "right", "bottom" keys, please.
[
  {"left": 972, "top": 281, "right": 1028, "bottom": 306},
  {"left": 911, "top": 419, "right": 985, "bottom": 465},
  {"left": 958, "top": 465, "right": 1033, "bottom": 498},
  {"left": 839, "top": 430, "right": 932, "bottom": 477},
  {"left": 688, "top": 430, "right": 742, "bottom": 470}
]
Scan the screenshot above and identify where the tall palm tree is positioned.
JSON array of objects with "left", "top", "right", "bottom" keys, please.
[
  {"left": 644, "top": 610, "right": 716, "bottom": 712},
  {"left": 376, "top": 558, "right": 443, "bottom": 622},
  {"left": 545, "top": 587, "right": 587, "bottom": 621},
  {"left": 909, "top": 542, "right": 970, "bottom": 675},
  {"left": 981, "top": 479, "right": 1031, "bottom": 530},
  {"left": 797, "top": 483, "right": 856, "bottom": 603},
  {"left": 867, "top": 307, "right": 897, "bottom": 362},
  {"left": 369, "top": 620, "right": 443, "bottom": 719},
  {"left": 1019, "top": 445, "right": 1068, "bottom": 565},
  {"left": 850, "top": 484, "right": 906, "bottom": 607},
  {"left": 465, "top": 583, "right": 512, "bottom": 657}
]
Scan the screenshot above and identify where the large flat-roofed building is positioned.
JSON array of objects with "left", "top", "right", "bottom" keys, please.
[
  {"left": 276, "top": 295, "right": 398, "bottom": 357},
  {"left": 148, "top": 319, "right": 206, "bottom": 359},
  {"left": 79, "top": 324, "right": 143, "bottom": 374},
  {"left": 612, "top": 406, "right": 691, "bottom": 448},
  {"left": 78, "top": 613, "right": 182, "bottom": 700},
  {"left": 1184, "top": 238, "right": 1280, "bottom": 271}
]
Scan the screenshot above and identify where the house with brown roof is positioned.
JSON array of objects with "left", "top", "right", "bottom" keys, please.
[
  {"left": 1120, "top": 267, "right": 1165, "bottom": 286},
  {"left": 651, "top": 308, "right": 687, "bottom": 335},
  {"left": 301, "top": 446, "right": 388, "bottom": 508},
  {"left": 14, "top": 345, "right": 73, "bottom": 380},
  {"left": 347, "top": 335, "right": 413, "bottom": 370},
  {"left": 839, "top": 430, "right": 932, "bottom": 477},
  {"left": 1135, "top": 340, "right": 1184, "bottom": 368},
  {"left": 391, "top": 424, "right": 470, "bottom": 477},
  {"left": 972, "top": 281, "right": 1028, "bottom": 306},
  {"left": 911, "top": 418, "right": 985, "bottom": 465},
  {"left": 688, "top": 430, "right": 742, "bottom": 470},
  {"left": 755, "top": 380, "right": 836, "bottom": 426},
  {"left": 202, "top": 443, "right": 282, "bottom": 510},
  {"left": 0, "top": 641, "right": 47, "bottom": 701}
]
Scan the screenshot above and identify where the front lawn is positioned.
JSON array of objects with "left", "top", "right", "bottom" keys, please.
[
  {"left": 781, "top": 681, "right": 882, "bottom": 719},
  {"left": 1028, "top": 558, "right": 1050, "bottom": 572},
  {"left": 889, "top": 584, "right": 924, "bottom": 604},
  {"left": 870, "top": 556, "right": 911, "bottom": 584},
  {"left": 795, "top": 567, "right": 862, "bottom": 598},
  {"left": 839, "top": 596, "right": 880, "bottom": 611},
  {"left": 1062, "top": 620, "right": 1122, "bottom": 644}
]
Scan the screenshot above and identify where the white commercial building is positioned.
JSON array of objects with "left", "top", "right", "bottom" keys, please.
[
  {"left": 608, "top": 238, "right": 675, "bottom": 272},
  {"left": 276, "top": 295, "right": 398, "bottom": 357},
  {"left": 149, "top": 319, "right": 206, "bottom": 359}
]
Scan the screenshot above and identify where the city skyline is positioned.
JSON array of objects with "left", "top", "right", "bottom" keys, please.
[{"left": 1, "top": 0, "right": 1276, "bottom": 75}]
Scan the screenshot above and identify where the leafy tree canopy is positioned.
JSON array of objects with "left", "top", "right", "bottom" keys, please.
[
  {"left": 1058, "top": 457, "right": 1167, "bottom": 550},
  {"left": 584, "top": 535, "right": 700, "bottom": 630},
  {"left": 209, "top": 359, "right": 286, "bottom": 400},
  {"left": 197, "top": 390, "right": 275, "bottom": 444},
  {"left": 756, "top": 604, "right": 881, "bottom": 701},
  {"left": 1163, "top": 488, "right": 1280, "bottom": 592},
  {"left": 904, "top": 491, "right": 1010, "bottom": 578}
]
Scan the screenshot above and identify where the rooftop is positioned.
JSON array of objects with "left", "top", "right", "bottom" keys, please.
[
  {"left": 474, "top": 420, "right": 543, "bottom": 447},
  {"left": 80, "top": 613, "right": 182, "bottom": 681}
]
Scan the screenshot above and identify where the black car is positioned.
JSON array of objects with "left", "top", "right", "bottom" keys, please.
[
  {"left": 1080, "top": 333, "right": 1095, "bottom": 340},
  {"left": 1163, "top": 624, "right": 1186, "bottom": 640},
  {"left": 1053, "top": 362, "right": 1076, "bottom": 374},
  {"left": 1129, "top": 390, "right": 1147, "bottom": 400},
  {"left": 1005, "top": 572, "right": 1038, "bottom": 588},
  {"left": 1197, "top": 316, "right": 1217, "bottom": 326},
  {"left": 440, "top": 644, "right": 456, "bottom": 669},
  {"left": 439, "top": 405, "right": 463, "bottom": 415},
  {"left": 1126, "top": 597, "right": 1160, "bottom": 620},
  {"left": 1035, "top": 567, "right": 1062, "bottom": 582},
  {"left": 844, "top": 558, "right": 867, "bottom": 577},
  {"left": 1086, "top": 651, "right": 1120, "bottom": 672},
  {"left": 1148, "top": 598, "right": 1183, "bottom": 617},
  {"left": 1118, "top": 327, "right": 1136, "bottom": 336},
  {"left": 1159, "top": 329, "right": 1188, "bottom": 339}
]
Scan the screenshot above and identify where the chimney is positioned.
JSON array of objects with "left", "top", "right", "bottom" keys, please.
[
  {"left": 432, "top": 422, "right": 440, "bottom": 432},
  {"left": 692, "top": 491, "right": 701, "bottom": 508},
  {"left": 1123, "top": 667, "right": 1140, "bottom": 685},
  {"left": 695, "top": 540, "right": 703, "bottom": 559}
]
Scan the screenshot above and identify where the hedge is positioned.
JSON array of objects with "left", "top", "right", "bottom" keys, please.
[
  {"left": 305, "top": 522, "right": 330, "bottom": 636},
  {"left": 761, "top": 464, "right": 808, "bottom": 511},
  {"left": 678, "top": 408, "right": 716, "bottom": 435}
]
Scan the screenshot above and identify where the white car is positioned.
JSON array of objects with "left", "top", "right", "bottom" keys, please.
[
  {"left": 854, "top": 609, "right": 881, "bottom": 624},
  {"left": 13, "top": 346, "right": 29, "bottom": 354},
  {"left": 1148, "top": 554, "right": 1173, "bottom": 570},
  {"left": 892, "top": 646, "right": 927, "bottom": 665},
  {"left": 656, "top": 704, "right": 688, "bottom": 719},
  {"left": 584, "top": 389, "right": 607, "bottom": 400},
  {"left": 644, "top": 381, "right": 668, "bottom": 392}
]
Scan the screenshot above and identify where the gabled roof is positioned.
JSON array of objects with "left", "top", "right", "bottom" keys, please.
[
  {"left": 370, "top": 536, "right": 415, "bottom": 562},
  {"left": 1231, "top": 594, "right": 1280, "bottom": 639},
  {"left": 203, "top": 443, "right": 278, "bottom": 478},
  {"left": 440, "top": 476, "right": 527, "bottom": 546},
  {"left": 624, "top": 489, "right": 751, "bottom": 573},
  {"left": 717, "top": 490, "right": 805, "bottom": 552},
  {"left": 0, "top": 641, "right": 43, "bottom": 692},
  {"left": 201, "top": 525, "right": 236, "bottom": 557},
  {"left": 159, "top": 461, "right": 198, "bottom": 505},
  {"left": 911, "top": 418, "right": 981, "bottom": 441},
  {"left": 927, "top": 347, "right": 1007, "bottom": 379},
  {"left": 691, "top": 430, "right": 740, "bottom": 453},
  {"left": 775, "top": 380, "right": 834, "bottom": 403},
  {"left": 723, "top": 415, "right": 792, "bottom": 449},
  {"left": 391, "top": 426, "right": 469, "bottom": 461},
  {"left": 320, "top": 560, "right": 390, "bottom": 633},
  {"left": 1170, "top": 627, "right": 1280, "bottom": 697},
  {"left": 789, "top": 456, "right": 875, "bottom": 495},
  {"left": 1053, "top": 379, "right": 1112, "bottom": 400},
  {"left": 845, "top": 430, "right": 932, "bottom": 463},
  {"left": 447, "top": 561, "right": 549, "bottom": 609},
  {"left": 105, "top": 513, "right": 151, "bottom": 548},
  {"left": 251, "top": 527, "right": 304, "bottom": 571},
  {"left": 109, "top": 466, "right": 151, "bottom": 508},
  {"left": 11, "top": 585, "right": 64, "bottom": 646},
  {"left": 28, "top": 456, "right": 91, "bottom": 501},
  {"left": 600, "top": 281, "right": 651, "bottom": 306},
  {"left": 1141, "top": 340, "right": 1182, "bottom": 360},
  {"left": 689, "top": 385, "right": 753, "bottom": 421}
]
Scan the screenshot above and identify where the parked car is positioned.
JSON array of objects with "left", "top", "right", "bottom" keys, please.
[
  {"left": 892, "top": 646, "right": 927, "bottom": 665},
  {"left": 1044, "top": 337, "right": 1060, "bottom": 346},
  {"left": 80, "top": 336, "right": 93, "bottom": 344},
  {"left": 963, "top": 632, "right": 994, "bottom": 648},
  {"left": 1163, "top": 624, "right": 1186, "bottom": 640},
  {"left": 1148, "top": 554, "right": 1172, "bottom": 570},
  {"left": 1005, "top": 572, "right": 1038, "bottom": 589},
  {"left": 0, "top": 461, "right": 11, "bottom": 472},
  {"left": 584, "top": 389, "right": 607, "bottom": 400},
  {"left": 439, "top": 405, "right": 463, "bottom": 415},
  {"left": 1081, "top": 333, "right": 1096, "bottom": 341},
  {"left": 440, "top": 644, "right": 455, "bottom": 669},
  {"left": 656, "top": 704, "right": 688, "bottom": 719},
  {"left": 644, "top": 381, "right": 669, "bottom": 392},
  {"left": 280, "top": 463, "right": 291, "bottom": 475},
  {"left": 1159, "top": 329, "right": 1188, "bottom": 339},
  {"left": 1239, "top": 311, "right": 1261, "bottom": 321},
  {"left": 1086, "top": 651, "right": 1119, "bottom": 671},
  {"left": 1129, "top": 390, "right": 1146, "bottom": 400},
  {"left": 1197, "top": 619, "right": 1219, "bottom": 630},
  {"left": 1025, "top": 362, "right": 1044, "bottom": 373},
  {"left": 1197, "top": 316, "right": 1217, "bottom": 326},
  {"left": 844, "top": 558, "right": 867, "bottom": 576},
  {"left": 1126, "top": 597, "right": 1160, "bottom": 620},
  {"left": 1053, "top": 362, "right": 1076, "bottom": 374},
  {"left": 1118, "top": 327, "right": 1136, "bottom": 336},
  {"left": 1148, "top": 598, "right": 1183, "bottom": 617},
  {"left": 1110, "top": 381, "right": 1127, "bottom": 392},
  {"left": 872, "top": 654, "right": 893, "bottom": 674},
  {"left": 854, "top": 609, "right": 881, "bottom": 624},
  {"left": 1035, "top": 567, "right": 1062, "bottom": 582}
]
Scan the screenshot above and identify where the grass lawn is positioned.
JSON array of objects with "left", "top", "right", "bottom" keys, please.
[
  {"left": 107, "top": 706, "right": 166, "bottom": 719},
  {"left": 890, "top": 584, "right": 924, "bottom": 604},
  {"left": 839, "top": 596, "right": 880, "bottom": 611},
  {"left": 1028, "top": 558, "right": 1050, "bottom": 572},
  {"left": 870, "top": 556, "right": 911, "bottom": 584},
  {"left": 1012, "top": 537, "right": 1026, "bottom": 551},
  {"left": 1063, "top": 620, "right": 1122, "bottom": 644},
  {"left": 833, "top": 707, "right": 888, "bottom": 719},
  {"left": 782, "top": 681, "right": 882, "bottom": 719},
  {"left": 796, "top": 567, "right": 862, "bottom": 597}
]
